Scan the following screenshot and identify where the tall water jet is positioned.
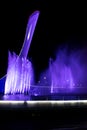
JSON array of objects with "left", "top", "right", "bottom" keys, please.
[
  {"left": 49, "top": 49, "right": 75, "bottom": 93},
  {"left": 4, "top": 11, "right": 40, "bottom": 94}
]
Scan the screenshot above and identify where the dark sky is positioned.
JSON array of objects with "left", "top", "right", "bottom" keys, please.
[{"left": 0, "top": 1, "right": 86, "bottom": 78}]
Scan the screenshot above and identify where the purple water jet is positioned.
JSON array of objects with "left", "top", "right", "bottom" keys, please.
[
  {"left": 49, "top": 56, "right": 74, "bottom": 93},
  {"left": 4, "top": 11, "right": 40, "bottom": 94}
]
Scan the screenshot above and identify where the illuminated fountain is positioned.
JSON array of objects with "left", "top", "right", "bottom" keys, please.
[
  {"left": 49, "top": 49, "right": 74, "bottom": 94},
  {"left": 4, "top": 11, "right": 40, "bottom": 94},
  {"left": 38, "top": 47, "right": 87, "bottom": 96},
  {"left": 0, "top": 10, "right": 87, "bottom": 100}
]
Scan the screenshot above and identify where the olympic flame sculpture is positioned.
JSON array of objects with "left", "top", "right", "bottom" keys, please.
[{"left": 4, "top": 11, "right": 40, "bottom": 94}]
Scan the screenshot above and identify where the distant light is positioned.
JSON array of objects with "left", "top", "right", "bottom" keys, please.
[
  {"left": 44, "top": 77, "right": 46, "bottom": 79},
  {"left": 38, "top": 81, "right": 40, "bottom": 83},
  {"left": 34, "top": 93, "right": 38, "bottom": 96}
]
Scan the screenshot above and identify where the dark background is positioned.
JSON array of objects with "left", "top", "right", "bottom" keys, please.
[{"left": 0, "top": 1, "right": 86, "bottom": 80}]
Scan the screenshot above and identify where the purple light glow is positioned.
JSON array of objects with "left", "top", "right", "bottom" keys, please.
[
  {"left": 49, "top": 50, "right": 74, "bottom": 93},
  {"left": 5, "top": 52, "right": 33, "bottom": 94},
  {"left": 4, "top": 11, "right": 40, "bottom": 94},
  {"left": 38, "top": 47, "right": 87, "bottom": 95}
]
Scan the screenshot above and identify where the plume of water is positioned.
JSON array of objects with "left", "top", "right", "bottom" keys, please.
[{"left": 49, "top": 49, "right": 74, "bottom": 93}]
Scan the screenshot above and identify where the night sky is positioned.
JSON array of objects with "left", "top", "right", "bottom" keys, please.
[{"left": 0, "top": 1, "right": 86, "bottom": 79}]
